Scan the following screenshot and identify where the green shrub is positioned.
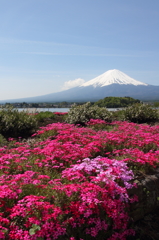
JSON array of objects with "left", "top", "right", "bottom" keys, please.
[
  {"left": 34, "top": 111, "right": 55, "bottom": 122},
  {"left": 111, "top": 109, "right": 125, "bottom": 121},
  {"left": 65, "top": 102, "right": 112, "bottom": 125},
  {"left": 0, "top": 134, "right": 7, "bottom": 146},
  {"left": 0, "top": 106, "right": 38, "bottom": 138},
  {"left": 94, "top": 96, "right": 141, "bottom": 108},
  {"left": 123, "top": 103, "right": 158, "bottom": 123}
]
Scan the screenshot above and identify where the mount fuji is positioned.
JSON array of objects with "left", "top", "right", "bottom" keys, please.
[
  {"left": 80, "top": 69, "right": 148, "bottom": 88},
  {"left": 1, "top": 69, "right": 159, "bottom": 103}
]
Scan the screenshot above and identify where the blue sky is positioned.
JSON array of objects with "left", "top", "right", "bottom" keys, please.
[{"left": 0, "top": 0, "right": 159, "bottom": 100}]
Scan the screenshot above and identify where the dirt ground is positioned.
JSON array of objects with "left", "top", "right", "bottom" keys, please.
[{"left": 127, "top": 208, "right": 159, "bottom": 240}]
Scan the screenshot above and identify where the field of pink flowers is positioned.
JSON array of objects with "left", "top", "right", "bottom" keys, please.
[{"left": 1, "top": 118, "right": 159, "bottom": 239}]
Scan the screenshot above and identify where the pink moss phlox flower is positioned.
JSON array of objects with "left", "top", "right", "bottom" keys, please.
[
  {"left": 86, "top": 119, "right": 107, "bottom": 125},
  {"left": 1, "top": 121, "right": 159, "bottom": 239},
  {"left": 62, "top": 156, "right": 134, "bottom": 190},
  {"left": 10, "top": 195, "right": 66, "bottom": 239},
  {"left": 54, "top": 112, "right": 67, "bottom": 115}
]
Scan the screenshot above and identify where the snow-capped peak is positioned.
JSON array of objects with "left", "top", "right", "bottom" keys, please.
[{"left": 80, "top": 69, "right": 148, "bottom": 88}]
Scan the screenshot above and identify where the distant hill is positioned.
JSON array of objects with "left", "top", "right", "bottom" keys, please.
[
  {"left": 94, "top": 96, "right": 141, "bottom": 108},
  {"left": 1, "top": 69, "right": 159, "bottom": 103}
]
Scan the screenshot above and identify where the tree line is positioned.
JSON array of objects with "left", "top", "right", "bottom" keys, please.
[{"left": 94, "top": 96, "right": 141, "bottom": 108}]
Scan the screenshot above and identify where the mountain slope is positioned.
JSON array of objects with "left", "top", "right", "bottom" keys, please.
[{"left": 0, "top": 69, "right": 159, "bottom": 103}]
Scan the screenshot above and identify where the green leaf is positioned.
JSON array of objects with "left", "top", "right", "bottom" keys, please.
[
  {"left": 29, "top": 224, "right": 41, "bottom": 235},
  {"left": 29, "top": 229, "right": 36, "bottom": 235},
  {"left": 32, "top": 224, "right": 41, "bottom": 230}
]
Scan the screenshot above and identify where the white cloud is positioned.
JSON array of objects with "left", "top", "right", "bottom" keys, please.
[{"left": 62, "top": 78, "right": 85, "bottom": 90}]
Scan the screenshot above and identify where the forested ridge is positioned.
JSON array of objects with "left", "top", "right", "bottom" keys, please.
[{"left": 94, "top": 96, "right": 141, "bottom": 108}]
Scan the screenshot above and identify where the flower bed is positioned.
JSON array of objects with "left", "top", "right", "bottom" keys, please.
[{"left": 0, "top": 120, "right": 159, "bottom": 239}]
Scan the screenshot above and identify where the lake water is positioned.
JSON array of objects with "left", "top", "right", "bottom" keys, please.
[
  {"left": 17, "top": 108, "right": 70, "bottom": 113},
  {"left": 17, "top": 107, "right": 121, "bottom": 113}
]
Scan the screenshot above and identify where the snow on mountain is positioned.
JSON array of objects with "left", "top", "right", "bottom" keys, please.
[{"left": 80, "top": 69, "right": 148, "bottom": 88}]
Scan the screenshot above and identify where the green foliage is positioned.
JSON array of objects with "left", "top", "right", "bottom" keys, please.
[
  {"left": 36, "top": 129, "right": 58, "bottom": 141},
  {"left": 0, "top": 134, "right": 7, "bottom": 146},
  {"left": 34, "top": 111, "right": 55, "bottom": 122},
  {"left": 123, "top": 103, "right": 158, "bottom": 123},
  {"left": 87, "top": 124, "right": 114, "bottom": 132},
  {"left": 153, "top": 102, "right": 159, "bottom": 108},
  {"left": 94, "top": 96, "right": 141, "bottom": 108},
  {"left": 0, "top": 106, "right": 38, "bottom": 138},
  {"left": 65, "top": 102, "right": 112, "bottom": 125},
  {"left": 110, "top": 109, "right": 126, "bottom": 121},
  {"left": 29, "top": 224, "right": 41, "bottom": 236}
]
